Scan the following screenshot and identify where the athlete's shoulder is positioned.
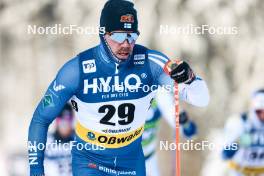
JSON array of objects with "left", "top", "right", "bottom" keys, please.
[
  {"left": 147, "top": 49, "right": 170, "bottom": 68},
  {"left": 59, "top": 45, "right": 99, "bottom": 77},
  {"left": 133, "top": 45, "right": 169, "bottom": 59},
  {"left": 55, "top": 57, "right": 81, "bottom": 92},
  {"left": 147, "top": 49, "right": 169, "bottom": 61},
  {"left": 133, "top": 44, "right": 148, "bottom": 49},
  {"left": 77, "top": 45, "right": 99, "bottom": 60},
  {"left": 58, "top": 57, "right": 80, "bottom": 76}
]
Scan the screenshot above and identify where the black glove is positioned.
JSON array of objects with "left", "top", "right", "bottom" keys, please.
[
  {"left": 170, "top": 61, "right": 195, "bottom": 84},
  {"left": 179, "top": 111, "right": 189, "bottom": 125}
]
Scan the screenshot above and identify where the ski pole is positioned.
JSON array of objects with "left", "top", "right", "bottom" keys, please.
[
  {"left": 164, "top": 60, "right": 181, "bottom": 176},
  {"left": 174, "top": 81, "right": 180, "bottom": 176}
]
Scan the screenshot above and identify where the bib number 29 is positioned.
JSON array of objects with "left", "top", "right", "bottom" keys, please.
[{"left": 99, "top": 103, "right": 135, "bottom": 126}]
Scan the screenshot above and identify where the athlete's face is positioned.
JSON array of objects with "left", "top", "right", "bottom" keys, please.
[
  {"left": 104, "top": 31, "right": 136, "bottom": 60},
  {"left": 256, "top": 109, "right": 264, "bottom": 122}
]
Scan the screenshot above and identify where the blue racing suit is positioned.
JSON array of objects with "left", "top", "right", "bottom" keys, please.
[{"left": 28, "top": 43, "right": 209, "bottom": 176}]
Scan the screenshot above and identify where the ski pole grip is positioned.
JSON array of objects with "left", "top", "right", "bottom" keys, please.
[{"left": 163, "top": 59, "right": 182, "bottom": 76}]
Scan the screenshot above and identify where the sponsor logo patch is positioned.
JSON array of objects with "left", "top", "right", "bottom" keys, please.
[
  {"left": 134, "top": 54, "right": 145, "bottom": 61},
  {"left": 87, "top": 132, "right": 96, "bottom": 141},
  {"left": 42, "top": 94, "right": 54, "bottom": 108},
  {"left": 83, "top": 74, "right": 142, "bottom": 94},
  {"left": 134, "top": 54, "right": 145, "bottom": 65},
  {"left": 88, "top": 163, "right": 97, "bottom": 169},
  {"left": 53, "top": 81, "right": 65, "bottom": 92},
  {"left": 87, "top": 162, "right": 136, "bottom": 175},
  {"left": 76, "top": 122, "right": 144, "bottom": 148},
  {"left": 120, "top": 14, "right": 134, "bottom": 23},
  {"left": 82, "top": 59, "right": 96, "bottom": 73}
]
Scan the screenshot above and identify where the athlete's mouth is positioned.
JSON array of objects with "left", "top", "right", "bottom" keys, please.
[{"left": 118, "top": 52, "right": 129, "bottom": 57}]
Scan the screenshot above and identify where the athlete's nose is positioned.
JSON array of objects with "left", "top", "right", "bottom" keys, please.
[{"left": 121, "top": 39, "right": 130, "bottom": 47}]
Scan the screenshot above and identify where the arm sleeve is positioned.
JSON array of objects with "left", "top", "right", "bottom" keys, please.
[
  {"left": 28, "top": 57, "right": 80, "bottom": 175},
  {"left": 156, "top": 90, "right": 197, "bottom": 138},
  {"left": 148, "top": 49, "right": 210, "bottom": 107},
  {"left": 156, "top": 91, "right": 198, "bottom": 138},
  {"left": 178, "top": 77, "right": 209, "bottom": 107}
]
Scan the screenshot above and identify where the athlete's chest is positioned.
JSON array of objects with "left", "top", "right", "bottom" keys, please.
[
  {"left": 76, "top": 59, "right": 154, "bottom": 103},
  {"left": 249, "top": 129, "right": 264, "bottom": 146},
  {"left": 235, "top": 130, "right": 264, "bottom": 164}
]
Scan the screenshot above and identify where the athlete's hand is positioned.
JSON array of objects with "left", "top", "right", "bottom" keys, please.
[
  {"left": 164, "top": 60, "right": 195, "bottom": 84},
  {"left": 179, "top": 111, "right": 189, "bottom": 124},
  {"left": 179, "top": 111, "right": 197, "bottom": 137}
]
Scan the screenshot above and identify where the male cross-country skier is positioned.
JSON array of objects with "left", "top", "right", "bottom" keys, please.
[
  {"left": 28, "top": 0, "right": 209, "bottom": 175},
  {"left": 222, "top": 89, "right": 264, "bottom": 176},
  {"left": 143, "top": 90, "right": 197, "bottom": 176},
  {"left": 44, "top": 103, "right": 74, "bottom": 176}
]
